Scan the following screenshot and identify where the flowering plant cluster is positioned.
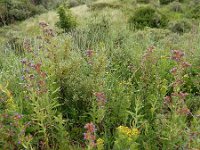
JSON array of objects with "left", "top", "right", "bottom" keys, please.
[
  {"left": 84, "top": 122, "right": 97, "bottom": 149},
  {"left": 114, "top": 125, "right": 140, "bottom": 149}
]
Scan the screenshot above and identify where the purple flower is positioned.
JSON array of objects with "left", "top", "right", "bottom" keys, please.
[
  {"left": 95, "top": 92, "right": 107, "bottom": 106},
  {"left": 171, "top": 50, "right": 184, "bottom": 62},
  {"left": 21, "top": 58, "right": 27, "bottom": 64}
]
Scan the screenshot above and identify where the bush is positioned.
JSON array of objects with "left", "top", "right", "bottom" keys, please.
[
  {"left": 9, "top": 9, "right": 30, "bottom": 21},
  {"left": 129, "top": 6, "right": 168, "bottom": 29},
  {"left": 68, "top": 0, "right": 79, "bottom": 7},
  {"left": 160, "top": 0, "right": 184, "bottom": 5},
  {"left": 88, "top": 2, "right": 121, "bottom": 11},
  {"left": 169, "top": 1, "right": 183, "bottom": 12},
  {"left": 189, "top": 5, "right": 200, "bottom": 19},
  {"left": 160, "top": 0, "right": 174, "bottom": 5},
  {"left": 137, "top": 0, "right": 150, "bottom": 3},
  {"left": 169, "top": 20, "right": 192, "bottom": 34},
  {"left": 56, "top": 6, "right": 77, "bottom": 32},
  {"left": 0, "top": 0, "right": 46, "bottom": 26}
]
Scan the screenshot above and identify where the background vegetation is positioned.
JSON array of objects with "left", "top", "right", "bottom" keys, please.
[{"left": 0, "top": 0, "right": 200, "bottom": 149}]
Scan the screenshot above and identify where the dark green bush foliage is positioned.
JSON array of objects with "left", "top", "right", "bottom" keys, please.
[
  {"left": 56, "top": 6, "right": 77, "bottom": 32},
  {"left": 169, "top": 1, "right": 183, "bottom": 12},
  {"left": 189, "top": 5, "right": 200, "bottom": 19},
  {"left": 160, "top": 0, "right": 183, "bottom": 5},
  {"left": 129, "top": 6, "right": 168, "bottom": 29},
  {"left": 169, "top": 20, "right": 192, "bottom": 34},
  {"left": 88, "top": 2, "right": 121, "bottom": 10},
  {"left": 68, "top": 0, "right": 79, "bottom": 7},
  {"left": 0, "top": 0, "right": 46, "bottom": 26},
  {"left": 160, "top": 0, "right": 174, "bottom": 4},
  {"left": 137, "top": 0, "right": 150, "bottom": 3}
]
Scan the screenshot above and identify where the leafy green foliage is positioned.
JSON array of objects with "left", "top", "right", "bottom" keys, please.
[
  {"left": 189, "top": 5, "right": 200, "bottom": 19},
  {"left": 137, "top": 0, "right": 150, "bottom": 3},
  {"left": 56, "top": 6, "right": 77, "bottom": 32},
  {"left": 169, "top": 19, "right": 192, "bottom": 34},
  {"left": 0, "top": 0, "right": 46, "bottom": 26},
  {"left": 160, "top": 0, "right": 184, "bottom": 5},
  {"left": 169, "top": 1, "right": 183, "bottom": 12},
  {"left": 129, "top": 6, "right": 168, "bottom": 29}
]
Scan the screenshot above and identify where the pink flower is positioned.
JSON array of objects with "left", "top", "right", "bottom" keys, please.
[
  {"left": 86, "top": 49, "right": 94, "bottom": 58},
  {"left": 164, "top": 96, "right": 172, "bottom": 104},
  {"left": 171, "top": 50, "right": 184, "bottom": 62},
  {"left": 95, "top": 92, "right": 107, "bottom": 106},
  {"left": 84, "top": 122, "right": 96, "bottom": 133},
  {"left": 178, "top": 92, "right": 188, "bottom": 99},
  {"left": 83, "top": 122, "right": 96, "bottom": 148},
  {"left": 182, "top": 61, "right": 191, "bottom": 68},
  {"left": 170, "top": 67, "right": 177, "bottom": 75},
  {"left": 178, "top": 107, "right": 190, "bottom": 115}
]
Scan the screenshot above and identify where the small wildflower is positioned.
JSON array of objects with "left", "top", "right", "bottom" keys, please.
[
  {"left": 41, "top": 72, "right": 47, "bottom": 78},
  {"left": 21, "top": 58, "right": 27, "bottom": 64},
  {"left": 43, "top": 28, "right": 55, "bottom": 37},
  {"left": 29, "top": 74, "right": 34, "bottom": 80},
  {"left": 178, "top": 107, "right": 191, "bottom": 115},
  {"left": 182, "top": 61, "right": 191, "bottom": 68},
  {"left": 170, "top": 67, "right": 177, "bottom": 75},
  {"left": 128, "top": 64, "right": 135, "bottom": 71},
  {"left": 147, "top": 46, "right": 155, "bottom": 53},
  {"left": 95, "top": 92, "right": 107, "bottom": 107},
  {"left": 84, "top": 122, "right": 96, "bottom": 133},
  {"left": 84, "top": 122, "right": 96, "bottom": 149},
  {"left": 39, "top": 22, "right": 49, "bottom": 28},
  {"left": 131, "top": 128, "right": 140, "bottom": 136},
  {"left": 117, "top": 126, "right": 139, "bottom": 137},
  {"left": 178, "top": 92, "right": 189, "bottom": 99},
  {"left": 97, "top": 138, "right": 104, "bottom": 150},
  {"left": 164, "top": 96, "right": 172, "bottom": 104},
  {"left": 13, "top": 113, "right": 23, "bottom": 120},
  {"left": 171, "top": 50, "right": 184, "bottom": 62},
  {"left": 86, "top": 49, "right": 94, "bottom": 58},
  {"left": 34, "top": 63, "right": 42, "bottom": 73},
  {"left": 21, "top": 76, "right": 25, "bottom": 81}
]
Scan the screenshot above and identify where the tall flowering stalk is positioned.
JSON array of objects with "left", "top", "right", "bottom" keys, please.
[
  {"left": 94, "top": 92, "right": 107, "bottom": 107},
  {"left": 84, "top": 122, "right": 96, "bottom": 149},
  {"left": 21, "top": 59, "right": 47, "bottom": 96},
  {"left": 114, "top": 125, "right": 140, "bottom": 149},
  {"left": 0, "top": 84, "right": 32, "bottom": 149},
  {"left": 165, "top": 50, "right": 192, "bottom": 114}
]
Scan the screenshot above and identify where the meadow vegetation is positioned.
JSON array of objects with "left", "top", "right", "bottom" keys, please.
[{"left": 0, "top": 0, "right": 200, "bottom": 149}]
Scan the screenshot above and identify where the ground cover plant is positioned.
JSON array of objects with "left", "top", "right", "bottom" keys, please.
[{"left": 0, "top": 0, "right": 200, "bottom": 149}]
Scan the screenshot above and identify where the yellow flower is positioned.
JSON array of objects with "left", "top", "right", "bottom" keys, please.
[
  {"left": 97, "top": 138, "right": 104, "bottom": 150},
  {"left": 131, "top": 128, "right": 140, "bottom": 136},
  {"left": 117, "top": 126, "right": 140, "bottom": 137}
]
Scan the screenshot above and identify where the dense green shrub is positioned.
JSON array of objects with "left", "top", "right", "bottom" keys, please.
[
  {"left": 189, "top": 5, "right": 200, "bottom": 19},
  {"left": 129, "top": 6, "right": 168, "bottom": 29},
  {"left": 137, "top": 0, "right": 150, "bottom": 3},
  {"left": 169, "top": 1, "right": 183, "bottom": 12},
  {"left": 56, "top": 6, "right": 77, "bottom": 32},
  {"left": 160, "top": 0, "right": 174, "bottom": 4},
  {"left": 68, "top": 0, "right": 79, "bottom": 7},
  {"left": 169, "top": 19, "right": 192, "bottom": 34},
  {"left": 0, "top": 0, "right": 46, "bottom": 26},
  {"left": 88, "top": 2, "right": 121, "bottom": 10},
  {"left": 160, "top": 0, "right": 183, "bottom": 5}
]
